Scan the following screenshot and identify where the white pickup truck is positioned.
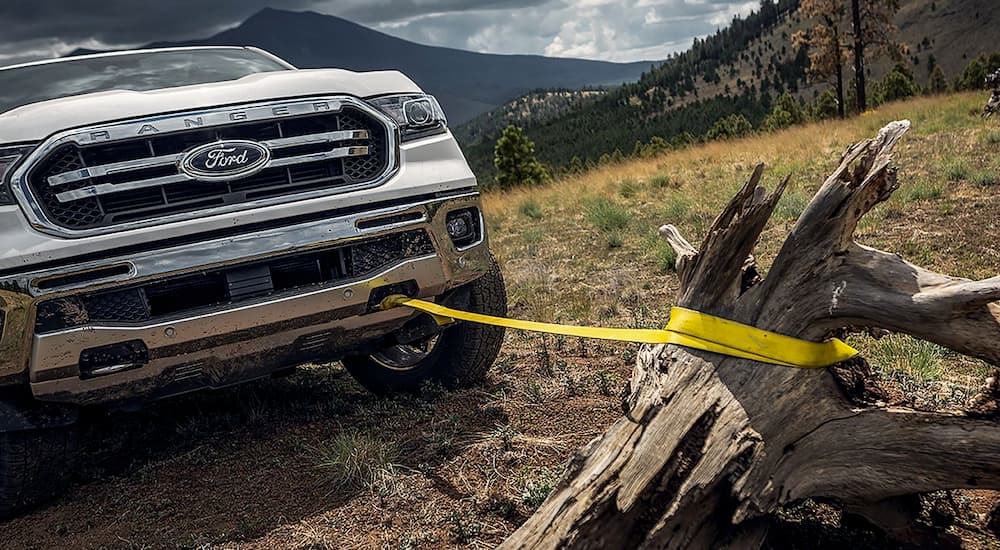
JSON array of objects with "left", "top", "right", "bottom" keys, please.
[{"left": 0, "top": 46, "right": 506, "bottom": 515}]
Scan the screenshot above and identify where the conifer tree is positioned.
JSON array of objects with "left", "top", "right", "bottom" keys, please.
[
  {"left": 794, "top": 0, "right": 849, "bottom": 118},
  {"left": 493, "top": 125, "right": 549, "bottom": 189}
]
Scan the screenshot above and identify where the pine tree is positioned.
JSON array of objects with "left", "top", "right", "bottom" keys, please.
[
  {"left": 704, "top": 114, "right": 754, "bottom": 141},
  {"left": 811, "top": 88, "right": 841, "bottom": 119},
  {"left": 493, "top": 125, "right": 549, "bottom": 190},
  {"left": 793, "top": 0, "right": 849, "bottom": 118},
  {"left": 929, "top": 65, "right": 948, "bottom": 94},
  {"left": 874, "top": 63, "right": 918, "bottom": 104}
]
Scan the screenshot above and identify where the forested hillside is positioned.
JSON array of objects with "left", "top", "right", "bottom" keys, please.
[
  {"left": 458, "top": 0, "right": 1000, "bottom": 183},
  {"left": 459, "top": 0, "right": 802, "bottom": 180},
  {"left": 454, "top": 89, "right": 608, "bottom": 147}
]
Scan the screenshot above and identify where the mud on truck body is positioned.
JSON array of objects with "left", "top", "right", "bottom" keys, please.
[{"left": 0, "top": 46, "right": 506, "bottom": 515}]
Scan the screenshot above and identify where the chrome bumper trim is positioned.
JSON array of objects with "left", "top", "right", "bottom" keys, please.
[
  {"left": 29, "top": 255, "right": 445, "bottom": 404},
  {"left": 0, "top": 193, "right": 491, "bottom": 386},
  {"left": 17, "top": 192, "right": 479, "bottom": 296}
]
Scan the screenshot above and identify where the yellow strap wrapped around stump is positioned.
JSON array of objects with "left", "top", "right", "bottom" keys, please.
[{"left": 380, "top": 296, "right": 857, "bottom": 369}]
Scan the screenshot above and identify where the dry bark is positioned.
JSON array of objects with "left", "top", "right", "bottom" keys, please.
[
  {"left": 501, "top": 121, "right": 1000, "bottom": 549},
  {"left": 985, "top": 68, "right": 1000, "bottom": 118}
]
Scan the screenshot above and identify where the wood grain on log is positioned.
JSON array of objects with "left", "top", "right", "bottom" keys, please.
[{"left": 501, "top": 121, "right": 1000, "bottom": 549}]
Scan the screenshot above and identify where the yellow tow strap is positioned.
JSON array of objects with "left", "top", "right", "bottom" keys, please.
[{"left": 380, "top": 296, "right": 857, "bottom": 369}]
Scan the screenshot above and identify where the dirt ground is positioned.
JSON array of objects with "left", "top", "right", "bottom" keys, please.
[{"left": 1, "top": 345, "right": 997, "bottom": 549}]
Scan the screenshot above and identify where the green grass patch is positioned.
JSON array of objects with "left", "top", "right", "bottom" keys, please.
[
  {"left": 644, "top": 233, "right": 678, "bottom": 273},
  {"left": 900, "top": 239, "right": 935, "bottom": 265},
  {"left": 649, "top": 174, "right": 673, "bottom": 188},
  {"left": 866, "top": 334, "right": 946, "bottom": 382},
  {"left": 661, "top": 194, "right": 691, "bottom": 223},
  {"left": 521, "top": 469, "right": 559, "bottom": 510},
  {"left": 518, "top": 198, "right": 543, "bottom": 220},
  {"left": 654, "top": 241, "right": 677, "bottom": 272},
  {"left": 972, "top": 170, "right": 999, "bottom": 187},
  {"left": 905, "top": 180, "right": 945, "bottom": 201},
  {"left": 984, "top": 130, "right": 1000, "bottom": 145},
  {"left": 522, "top": 228, "right": 544, "bottom": 243},
  {"left": 943, "top": 159, "right": 969, "bottom": 182},
  {"left": 584, "top": 197, "right": 629, "bottom": 233},
  {"left": 605, "top": 230, "right": 625, "bottom": 248},
  {"left": 856, "top": 207, "right": 886, "bottom": 235},
  {"left": 618, "top": 177, "right": 641, "bottom": 198},
  {"left": 775, "top": 190, "right": 810, "bottom": 221}
]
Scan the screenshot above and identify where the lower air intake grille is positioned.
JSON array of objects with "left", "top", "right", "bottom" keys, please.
[{"left": 35, "top": 229, "right": 435, "bottom": 333}]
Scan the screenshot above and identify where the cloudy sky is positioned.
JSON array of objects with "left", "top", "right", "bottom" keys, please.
[{"left": 0, "top": 0, "right": 760, "bottom": 66}]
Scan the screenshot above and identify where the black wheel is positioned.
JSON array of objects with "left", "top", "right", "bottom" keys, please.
[
  {"left": 0, "top": 425, "right": 77, "bottom": 517},
  {"left": 344, "top": 254, "right": 507, "bottom": 394}
]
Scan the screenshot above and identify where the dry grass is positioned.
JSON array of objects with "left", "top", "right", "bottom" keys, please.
[
  {"left": 309, "top": 431, "right": 402, "bottom": 495},
  {"left": 486, "top": 91, "right": 997, "bottom": 388}
]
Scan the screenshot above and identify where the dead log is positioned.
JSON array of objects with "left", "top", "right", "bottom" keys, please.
[
  {"left": 985, "top": 69, "right": 1000, "bottom": 118},
  {"left": 501, "top": 121, "right": 1000, "bottom": 549}
]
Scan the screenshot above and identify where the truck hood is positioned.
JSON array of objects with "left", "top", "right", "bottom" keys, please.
[{"left": 0, "top": 68, "right": 423, "bottom": 143}]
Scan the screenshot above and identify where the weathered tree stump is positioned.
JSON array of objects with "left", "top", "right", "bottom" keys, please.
[
  {"left": 502, "top": 121, "right": 1000, "bottom": 549},
  {"left": 985, "top": 68, "right": 1000, "bottom": 118}
]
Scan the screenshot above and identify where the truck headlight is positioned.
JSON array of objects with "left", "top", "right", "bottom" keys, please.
[
  {"left": 367, "top": 94, "right": 448, "bottom": 142},
  {"left": 0, "top": 146, "right": 34, "bottom": 205}
]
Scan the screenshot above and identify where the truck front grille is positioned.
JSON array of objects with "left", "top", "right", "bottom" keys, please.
[
  {"left": 22, "top": 100, "right": 393, "bottom": 232},
  {"left": 34, "top": 229, "right": 435, "bottom": 333}
]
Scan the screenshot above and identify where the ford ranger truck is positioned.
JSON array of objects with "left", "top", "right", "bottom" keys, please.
[{"left": 0, "top": 46, "right": 506, "bottom": 515}]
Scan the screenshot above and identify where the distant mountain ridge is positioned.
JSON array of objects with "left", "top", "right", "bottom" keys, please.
[{"left": 141, "top": 7, "right": 653, "bottom": 124}]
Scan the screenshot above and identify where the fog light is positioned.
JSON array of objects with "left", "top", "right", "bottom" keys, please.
[
  {"left": 79, "top": 340, "right": 148, "bottom": 378},
  {"left": 445, "top": 209, "right": 480, "bottom": 248}
]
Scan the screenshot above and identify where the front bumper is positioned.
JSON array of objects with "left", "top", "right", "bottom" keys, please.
[{"left": 0, "top": 192, "right": 491, "bottom": 405}]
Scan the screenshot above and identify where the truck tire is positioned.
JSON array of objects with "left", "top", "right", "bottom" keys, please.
[
  {"left": 343, "top": 254, "right": 507, "bottom": 394},
  {"left": 0, "top": 426, "right": 77, "bottom": 518}
]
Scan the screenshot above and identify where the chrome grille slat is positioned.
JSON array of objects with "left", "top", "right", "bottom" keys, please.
[
  {"left": 268, "top": 146, "right": 369, "bottom": 169},
  {"left": 264, "top": 129, "right": 369, "bottom": 149},
  {"left": 16, "top": 96, "right": 396, "bottom": 235},
  {"left": 55, "top": 146, "right": 371, "bottom": 203},
  {"left": 46, "top": 129, "right": 372, "bottom": 187},
  {"left": 47, "top": 154, "right": 185, "bottom": 186},
  {"left": 55, "top": 174, "right": 190, "bottom": 203}
]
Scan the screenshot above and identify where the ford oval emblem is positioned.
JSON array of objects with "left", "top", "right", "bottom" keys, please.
[{"left": 179, "top": 140, "right": 271, "bottom": 181}]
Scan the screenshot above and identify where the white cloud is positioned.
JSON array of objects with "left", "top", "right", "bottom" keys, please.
[
  {"left": 365, "top": 0, "right": 763, "bottom": 62},
  {"left": 708, "top": 0, "right": 758, "bottom": 26},
  {"left": 0, "top": 0, "right": 764, "bottom": 66}
]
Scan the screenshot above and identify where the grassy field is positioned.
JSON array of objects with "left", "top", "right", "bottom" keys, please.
[
  {"left": 2, "top": 92, "right": 998, "bottom": 549},
  {"left": 485, "top": 91, "right": 999, "bottom": 405}
]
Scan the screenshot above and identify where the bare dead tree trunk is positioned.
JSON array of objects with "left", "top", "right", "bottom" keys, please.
[
  {"left": 851, "top": 0, "right": 866, "bottom": 113},
  {"left": 832, "top": 23, "right": 845, "bottom": 119},
  {"left": 501, "top": 121, "right": 1000, "bottom": 549},
  {"left": 984, "top": 68, "right": 1000, "bottom": 118},
  {"left": 819, "top": 12, "right": 847, "bottom": 120}
]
